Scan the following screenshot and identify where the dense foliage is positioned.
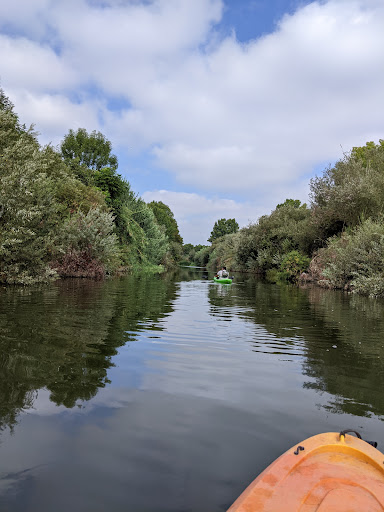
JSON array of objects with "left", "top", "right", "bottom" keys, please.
[
  {"left": 0, "top": 90, "right": 182, "bottom": 284},
  {"left": 208, "top": 218, "right": 239, "bottom": 242},
  {"left": 180, "top": 243, "right": 209, "bottom": 266},
  {"left": 235, "top": 200, "right": 314, "bottom": 274},
  {"left": 187, "top": 142, "right": 384, "bottom": 297},
  {"left": 2, "top": 87, "right": 383, "bottom": 296},
  {"left": 310, "top": 218, "right": 384, "bottom": 297},
  {"left": 309, "top": 142, "right": 384, "bottom": 241},
  {"left": 148, "top": 201, "right": 183, "bottom": 245},
  {"left": 0, "top": 97, "right": 66, "bottom": 283},
  {"left": 60, "top": 128, "right": 118, "bottom": 184}
]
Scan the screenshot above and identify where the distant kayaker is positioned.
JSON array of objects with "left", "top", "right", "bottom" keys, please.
[{"left": 216, "top": 266, "right": 229, "bottom": 278}]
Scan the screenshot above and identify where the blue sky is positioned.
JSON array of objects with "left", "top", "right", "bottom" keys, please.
[
  {"left": 221, "top": 0, "right": 311, "bottom": 41},
  {"left": 1, "top": 0, "right": 383, "bottom": 244}
]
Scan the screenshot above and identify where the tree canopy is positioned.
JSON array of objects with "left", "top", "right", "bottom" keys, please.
[
  {"left": 60, "top": 128, "right": 118, "bottom": 181},
  {"left": 208, "top": 218, "right": 239, "bottom": 243},
  {"left": 276, "top": 199, "right": 306, "bottom": 209},
  {"left": 310, "top": 139, "right": 384, "bottom": 240},
  {"left": 148, "top": 201, "right": 183, "bottom": 245}
]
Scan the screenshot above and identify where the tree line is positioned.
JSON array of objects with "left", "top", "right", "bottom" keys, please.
[
  {"left": 0, "top": 89, "right": 183, "bottom": 284},
  {"left": 3, "top": 86, "right": 384, "bottom": 296},
  {"left": 183, "top": 140, "right": 384, "bottom": 298}
]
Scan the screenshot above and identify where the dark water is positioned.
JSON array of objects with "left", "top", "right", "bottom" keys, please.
[{"left": 0, "top": 268, "right": 384, "bottom": 511}]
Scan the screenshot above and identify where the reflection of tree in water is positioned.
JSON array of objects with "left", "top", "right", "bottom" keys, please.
[
  {"left": 175, "top": 267, "right": 208, "bottom": 282},
  {"left": 301, "top": 287, "right": 384, "bottom": 418},
  {"left": 208, "top": 276, "right": 384, "bottom": 418},
  {"left": 0, "top": 274, "right": 178, "bottom": 432},
  {"left": 208, "top": 277, "right": 311, "bottom": 337}
]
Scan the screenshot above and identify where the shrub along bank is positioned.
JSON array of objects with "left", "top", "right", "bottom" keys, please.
[
  {"left": 0, "top": 89, "right": 183, "bottom": 284},
  {"left": 186, "top": 141, "right": 384, "bottom": 298}
]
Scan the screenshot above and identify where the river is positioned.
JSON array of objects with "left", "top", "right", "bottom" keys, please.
[{"left": 0, "top": 268, "right": 383, "bottom": 511}]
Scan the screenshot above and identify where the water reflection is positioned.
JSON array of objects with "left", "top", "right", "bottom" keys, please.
[
  {"left": 1, "top": 270, "right": 384, "bottom": 512},
  {"left": 0, "top": 274, "right": 178, "bottom": 431},
  {"left": 1, "top": 274, "right": 379, "bottom": 425},
  {"left": 302, "top": 286, "right": 384, "bottom": 418},
  {"left": 207, "top": 277, "right": 384, "bottom": 418}
]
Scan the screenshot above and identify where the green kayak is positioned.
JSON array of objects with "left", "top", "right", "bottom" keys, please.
[{"left": 214, "top": 277, "right": 232, "bottom": 284}]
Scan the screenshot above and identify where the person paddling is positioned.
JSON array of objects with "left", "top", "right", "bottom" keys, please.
[{"left": 216, "top": 266, "right": 229, "bottom": 278}]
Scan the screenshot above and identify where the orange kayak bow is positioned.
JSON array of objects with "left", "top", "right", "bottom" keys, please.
[{"left": 228, "top": 430, "right": 384, "bottom": 511}]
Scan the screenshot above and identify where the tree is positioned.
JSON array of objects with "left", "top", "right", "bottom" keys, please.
[
  {"left": 93, "top": 167, "right": 126, "bottom": 204},
  {"left": 310, "top": 140, "right": 384, "bottom": 240},
  {"left": 59, "top": 129, "right": 133, "bottom": 244},
  {"left": 351, "top": 140, "right": 384, "bottom": 167},
  {"left": 183, "top": 243, "right": 194, "bottom": 254},
  {"left": 126, "top": 197, "right": 169, "bottom": 265},
  {"left": 148, "top": 201, "right": 183, "bottom": 244},
  {"left": 0, "top": 88, "right": 14, "bottom": 112},
  {"left": 0, "top": 91, "right": 65, "bottom": 284},
  {"left": 276, "top": 199, "right": 306, "bottom": 209},
  {"left": 235, "top": 202, "right": 314, "bottom": 274},
  {"left": 208, "top": 218, "right": 239, "bottom": 243},
  {"left": 60, "top": 128, "right": 118, "bottom": 183},
  {"left": 0, "top": 88, "right": 121, "bottom": 284},
  {"left": 51, "top": 208, "right": 119, "bottom": 278}
]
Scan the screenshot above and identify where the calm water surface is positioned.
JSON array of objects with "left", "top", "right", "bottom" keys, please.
[{"left": 1, "top": 268, "right": 384, "bottom": 511}]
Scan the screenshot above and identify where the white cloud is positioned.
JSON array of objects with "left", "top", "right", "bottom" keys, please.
[
  {"left": 0, "top": 35, "right": 79, "bottom": 92},
  {"left": 152, "top": 144, "right": 300, "bottom": 191},
  {"left": 1, "top": 0, "right": 384, "bottom": 240},
  {"left": 98, "top": 0, "right": 384, "bottom": 194},
  {"left": 0, "top": 0, "right": 53, "bottom": 40},
  {"left": 7, "top": 90, "right": 100, "bottom": 146}
]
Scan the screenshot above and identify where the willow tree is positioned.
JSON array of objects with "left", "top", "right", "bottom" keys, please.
[{"left": 148, "top": 201, "right": 183, "bottom": 244}]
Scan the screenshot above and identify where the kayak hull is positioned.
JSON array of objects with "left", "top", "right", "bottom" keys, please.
[
  {"left": 214, "top": 277, "right": 232, "bottom": 284},
  {"left": 227, "top": 432, "right": 384, "bottom": 511}
]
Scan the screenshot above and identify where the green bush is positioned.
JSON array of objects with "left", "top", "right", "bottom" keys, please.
[
  {"left": 278, "top": 250, "right": 310, "bottom": 282},
  {"left": 0, "top": 108, "right": 60, "bottom": 284},
  {"left": 207, "top": 232, "right": 239, "bottom": 270},
  {"left": 51, "top": 208, "right": 119, "bottom": 277},
  {"left": 194, "top": 246, "right": 212, "bottom": 267},
  {"left": 235, "top": 201, "right": 314, "bottom": 274},
  {"left": 310, "top": 140, "right": 384, "bottom": 240},
  {"left": 265, "top": 268, "right": 279, "bottom": 283},
  {"left": 313, "top": 218, "right": 384, "bottom": 297}
]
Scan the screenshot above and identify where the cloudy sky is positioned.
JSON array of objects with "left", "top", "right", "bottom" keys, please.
[{"left": 1, "top": 0, "right": 383, "bottom": 244}]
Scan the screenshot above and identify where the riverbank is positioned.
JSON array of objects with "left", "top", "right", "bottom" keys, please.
[
  {"left": 0, "top": 88, "right": 183, "bottom": 286},
  {"left": 184, "top": 140, "right": 384, "bottom": 298}
]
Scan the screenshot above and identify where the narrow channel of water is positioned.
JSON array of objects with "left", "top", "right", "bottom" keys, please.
[{"left": 0, "top": 268, "right": 383, "bottom": 511}]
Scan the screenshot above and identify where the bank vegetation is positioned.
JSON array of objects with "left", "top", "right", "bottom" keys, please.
[
  {"left": 0, "top": 89, "right": 183, "bottom": 284},
  {"left": 184, "top": 141, "right": 384, "bottom": 298}
]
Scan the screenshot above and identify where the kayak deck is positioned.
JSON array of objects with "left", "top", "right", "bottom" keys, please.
[
  {"left": 214, "top": 277, "right": 232, "bottom": 284},
  {"left": 227, "top": 432, "right": 384, "bottom": 511}
]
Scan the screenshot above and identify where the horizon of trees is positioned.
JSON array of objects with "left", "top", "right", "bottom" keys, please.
[{"left": 2, "top": 86, "right": 384, "bottom": 297}]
